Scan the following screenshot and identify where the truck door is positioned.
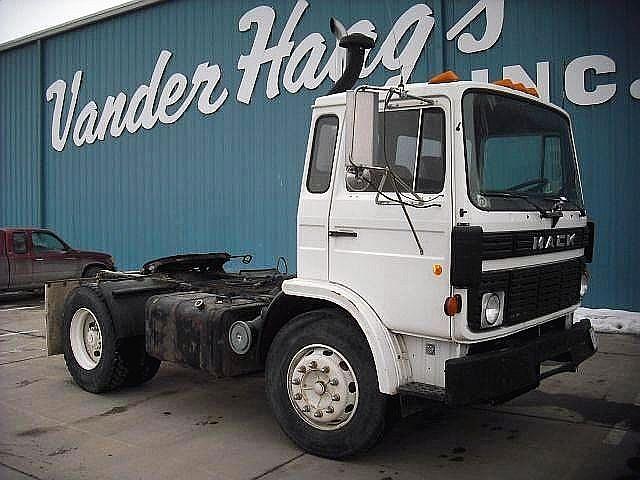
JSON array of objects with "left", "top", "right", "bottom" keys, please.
[
  {"left": 7, "top": 232, "right": 33, "bottom": 289},
  {"left": 31, "top": 231, "right": 77, "bottom": 283},
  {"left": 328, "top": 101, "right": 453, "bottom": 339},
  {"left": 296, "top": 112, "right": 340, "bottom": 281}
]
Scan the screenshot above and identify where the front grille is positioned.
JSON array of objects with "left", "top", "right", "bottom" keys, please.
[
  {"left": 468, "top": 259, "right": 583, "bottom": 331},
  {"left": 482, "top": 227, "right": 587, "bottom": 259}
]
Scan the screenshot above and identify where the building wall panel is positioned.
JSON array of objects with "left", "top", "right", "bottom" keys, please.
[
  {"left": 0, "top": 42, "right": 41, "bottom": 226},
  {"left": 0, "top": 0, "right": 638, "bottom": 310}
]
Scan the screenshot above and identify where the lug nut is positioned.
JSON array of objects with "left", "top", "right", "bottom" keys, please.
[
  {"left": 325, "top": 406, "right": 334, "bottom": 414},
  {"left": 291, "top": 378, "right": 301, "bottom": 385},
  {"left": 321, "top": 366, "right": 330, "bottom": 373},
  {"left": 293, "top": 393, "right": 302, "bottom": 400},
  {"left": 329, "top": 378, "right": 339, "bottom": 386},
  {"left": 297, "top": 365, "right": 306, "bottom": 373},
  {"left": 308, "top": 361, "right": 317, "bottom": 369},
  {"left": 331, "top": 394, "right": 340, "bottom": 401},
  {"left": 313, "top": 410, "right": 323, "bottom": 418},
  {"left": 302, "top": 405, "right": 310, "bottom": 412}
]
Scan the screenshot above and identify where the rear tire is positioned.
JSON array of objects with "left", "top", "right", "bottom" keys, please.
[
  {"left": 265, "top": 309, "right": 388, "bottom": 459},
  {"left": 62, "top": 287, "right": 128, "bottom": 393},
  {"left": 120, "top": 336, "right": 161, "bottom": 387}
]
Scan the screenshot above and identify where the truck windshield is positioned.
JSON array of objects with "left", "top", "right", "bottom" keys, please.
[{"left": 462, "top": 91, "right": 584, "bottom": 211}]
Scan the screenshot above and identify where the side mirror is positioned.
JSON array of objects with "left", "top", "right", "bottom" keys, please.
[{"left": 344, "top": 90, "right": 379, "bottom": 169}]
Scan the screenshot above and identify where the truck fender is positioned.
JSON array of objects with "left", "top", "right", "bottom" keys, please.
[{"left": 272, "top": 278, "right": 410, "bottom": 395}]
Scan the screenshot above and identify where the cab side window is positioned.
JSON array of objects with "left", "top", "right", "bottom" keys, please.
[
  {"left": 350, "top": 108, "right": 446, "bottom": 193},
  {"left": 307, "top": 115, "right": 339, "bottom": 194},
  {"left": 12, "top": 233, "right": 28, "bottom": 254},
  {"left": 416, "top": 109, "right": 446, "bottom": 193},
  {"left": 32, "top": 232, "right": 65, "bottom": 252}
]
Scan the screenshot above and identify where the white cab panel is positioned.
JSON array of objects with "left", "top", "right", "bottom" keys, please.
[
  {"left": 297, "top": 107, "right": 344, "bottom": 281},
  {"left": 328, "top": 99, "right": 453, "bottom": 339}
]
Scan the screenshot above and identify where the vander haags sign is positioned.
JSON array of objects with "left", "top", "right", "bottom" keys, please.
[{"left": 45, "top": 0, "right": 640, "bottom": 152}]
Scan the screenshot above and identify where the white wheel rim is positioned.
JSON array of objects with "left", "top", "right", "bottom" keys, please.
[
  {"left": 70, "top": 308, "right": 102, "bottom": 370},
  {"left": 287, "top": 343, "right": 359, "bottom": 431}
]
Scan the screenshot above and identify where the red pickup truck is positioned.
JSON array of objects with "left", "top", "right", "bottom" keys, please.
[{"left": 0, "top": 228, "right": 115, "bottom": 292}]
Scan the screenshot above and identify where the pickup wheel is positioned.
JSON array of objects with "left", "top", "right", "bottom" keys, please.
[
  {"left": 265, "top": 309, "right": 387, "bottom": 459},
  {"left": 62, "top": 287, "right": 128, "bottom": 393}
]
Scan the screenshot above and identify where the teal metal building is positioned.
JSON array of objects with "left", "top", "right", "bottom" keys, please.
[{"left": 1, "top": 0, "right": 638, "bottom": 310}]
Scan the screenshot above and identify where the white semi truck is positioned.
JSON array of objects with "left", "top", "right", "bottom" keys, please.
[{"left": 45, "top": 21, "right": 597, "bottom": 459}]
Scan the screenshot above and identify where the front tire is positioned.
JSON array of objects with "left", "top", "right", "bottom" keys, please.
[{"left": 265, "top": 309, "right": 388, "bottom": 459}]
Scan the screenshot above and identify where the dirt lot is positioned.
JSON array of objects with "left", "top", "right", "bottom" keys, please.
[{"left": 1, "top": 293, "right": 639, "bottom": 480}]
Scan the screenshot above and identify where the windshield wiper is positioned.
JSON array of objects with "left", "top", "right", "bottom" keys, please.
[
  {"left": 542, "top": 195, "right": 586, "bottom": 216},
  {"left": 480, "top": 191, "right": 562, "bottom": 219}
]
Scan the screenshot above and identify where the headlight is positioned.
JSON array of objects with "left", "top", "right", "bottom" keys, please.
[
  {"left": 580, "top": 270, "right": 589, "bottom": 297},
  {"left": 481, "top": 292, "right": 504, "bottom": 328}
]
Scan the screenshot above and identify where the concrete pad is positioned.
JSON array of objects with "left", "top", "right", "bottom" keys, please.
[{"left": 0, "top": 306, "right": 638, "bottom": 480}]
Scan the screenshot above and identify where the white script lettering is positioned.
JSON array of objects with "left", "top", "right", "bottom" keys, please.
[
  {"left": 46, "top": 50, "right": 228, "bottom": 151},
  {"left": 236, "top": 1, "right": 434, "bottom": 104}
]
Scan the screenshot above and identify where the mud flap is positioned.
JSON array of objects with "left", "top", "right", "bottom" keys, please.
[{"left": 45, "top": 279, "right": 81, "bottom": 355}]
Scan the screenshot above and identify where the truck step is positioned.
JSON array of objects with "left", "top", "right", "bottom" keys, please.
[{"left": 398, "top": 382, "right": 447, "bottom": 402}]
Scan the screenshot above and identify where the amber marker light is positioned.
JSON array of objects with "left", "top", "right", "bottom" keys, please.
[
  {"left": 493, "top": 78, "right": 539, "bottom": 97},
  {"left": 444, "top": 295, "right": 463, "bottom": 316},
  {"left": 525, "top": 87, "right": 539, "bottom": 97},
  {"left": 429, "top": 70, "right": 459, "bottom": 84},
  {"left": 432, "top": 264, "right": 443, "bottom": 276},
  {"left": 493, "top": 79, "right": 515, "bottom": 88}
]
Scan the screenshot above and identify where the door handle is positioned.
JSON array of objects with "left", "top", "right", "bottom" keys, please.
[
  {"left": 34, "top": 258, "right": 44, "bottom": 261},
  {"left": 329, "top": 230, "right": 357, "bottom": 238}
]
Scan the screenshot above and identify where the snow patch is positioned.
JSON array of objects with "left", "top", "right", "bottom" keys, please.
[{"left": 575, "top": 307, "right": 640, "bottom": 335}]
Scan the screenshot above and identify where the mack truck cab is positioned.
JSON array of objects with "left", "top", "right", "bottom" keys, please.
[{"left": 44, "top": 23, "right": 596, "bottom": 460}]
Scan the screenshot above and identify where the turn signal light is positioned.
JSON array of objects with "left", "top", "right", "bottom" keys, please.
[
  {"left": 429, "top": 70, "right": 460, "bottom": 84},
  {"left": 444, "top": 294, "right": 463, "bottom": 316}
]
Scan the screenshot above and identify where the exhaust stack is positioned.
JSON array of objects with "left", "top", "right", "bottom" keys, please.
[{"left": 328, "top": 18, "right": 375, "bottom": 95}]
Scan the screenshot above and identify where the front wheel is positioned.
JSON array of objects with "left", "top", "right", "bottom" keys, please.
[{"left": 265, "top": 309, "right": 388, "bottom": 459}]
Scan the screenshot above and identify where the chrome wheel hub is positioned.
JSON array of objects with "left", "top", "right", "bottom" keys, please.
[
  {"left": 70, "top": 308, "right": 103, "bottom": 370},
  {"left": 287, "top": 344, "right": 359, "bottom": 431}
]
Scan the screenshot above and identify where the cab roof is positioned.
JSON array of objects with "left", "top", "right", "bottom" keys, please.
[{"left": 314, "top": 80, "right": 568, "bottom": 118}]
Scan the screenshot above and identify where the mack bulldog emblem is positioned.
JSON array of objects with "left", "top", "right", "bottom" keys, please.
[{"left": 532, "top": 233, "right": 576, "bottom": 250}]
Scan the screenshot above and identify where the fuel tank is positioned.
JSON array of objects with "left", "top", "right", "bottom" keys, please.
[{"left": 145, "top": 292, "right": 266, "bottom": 377}]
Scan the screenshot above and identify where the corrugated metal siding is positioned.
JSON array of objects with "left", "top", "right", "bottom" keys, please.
[
  {"left": 38, "top": 0, "right": 433, "bottom": 270},
  {"left": 0, "top": 0, "right": 638, "bottom": 310},
  {"left": 0, "top": 42, "right": 41, "bottom": 226}
]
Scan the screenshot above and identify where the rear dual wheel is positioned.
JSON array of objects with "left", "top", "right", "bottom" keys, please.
[
  {"left": 266, "top": 309, "right": 388, "bottom": 459},
  {"left": 62, "top": 287, "right": 160, "bottom": 393}
]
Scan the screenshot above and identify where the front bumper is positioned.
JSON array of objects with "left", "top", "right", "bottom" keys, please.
[{"left": 445, "top": 319, "right": 597, "bottom": 406}]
